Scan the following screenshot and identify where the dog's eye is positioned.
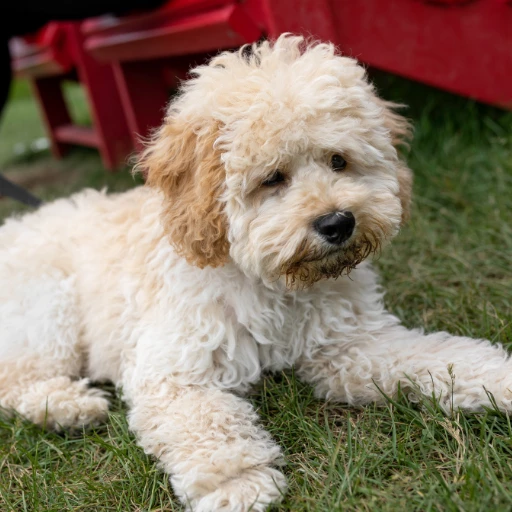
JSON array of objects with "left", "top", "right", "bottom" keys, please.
[
  {"left": 262, "top": 170, "right": 286, "bottom": 187},
  {"left": 331, "top": 154, "right": 347, "bottom": 172}
]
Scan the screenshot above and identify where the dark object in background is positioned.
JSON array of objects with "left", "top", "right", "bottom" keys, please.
[{"left": 0, "top": 175, "right": 42, "bottom": 207}]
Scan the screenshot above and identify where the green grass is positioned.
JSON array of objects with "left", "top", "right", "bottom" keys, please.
[{"left": 0, "top": 75, "right": 511, "bottom": 511}]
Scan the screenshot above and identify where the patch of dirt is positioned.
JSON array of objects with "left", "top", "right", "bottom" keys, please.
[{"left": 3, "top": 164, "right": 82, "bottom": 190}]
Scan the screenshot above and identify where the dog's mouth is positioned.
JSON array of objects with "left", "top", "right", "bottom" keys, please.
[{"left": 280, "top": 234, "right": 381, "bottom": 289}]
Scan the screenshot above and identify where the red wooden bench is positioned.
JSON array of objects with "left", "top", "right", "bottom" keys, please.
[
  {"left": 329, "top": 0, "right": 512, "bottom": 110},
  {"left": 11, "top": 0, "right": 512, "bottom": 170},
  {"left": 12, "top": 22, "right": 133, "bottom": 170},
  {"left": 83, "top": 0, "right": 267, "bottom": 147},
  {"left": 83, "top": 0, "right": 511, "bottom": 152}
]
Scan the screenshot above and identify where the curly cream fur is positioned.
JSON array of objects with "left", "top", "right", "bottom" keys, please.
[{"left": 0, "top": 35, "right": 509, "bottom": 511}]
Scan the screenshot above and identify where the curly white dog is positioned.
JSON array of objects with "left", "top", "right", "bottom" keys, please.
[{"left": 1, "top": 35, "right": 510, "bottom": 511}]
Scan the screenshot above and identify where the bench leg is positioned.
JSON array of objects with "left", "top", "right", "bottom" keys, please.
[
  {"left": 67, "top": 25, "right": 133, "bottom": 170},
  {"left": 112, "top": 61, "right": 171, "bottom": 150},
  {"left": 31, "top": 76, "right": 72, "bottom": 159}
]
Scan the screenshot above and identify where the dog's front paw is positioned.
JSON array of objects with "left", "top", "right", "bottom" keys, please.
[{"left": 191, "top": 466, "right": 286, "bottom": 512}]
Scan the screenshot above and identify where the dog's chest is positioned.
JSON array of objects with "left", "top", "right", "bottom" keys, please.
[
  {"left": 125, "top": 265, "right": 367, "bottom": 393},
  {"left": 224, "top": 276, "right": 370, "bottom": 385},
  {"left": 226, "top": 287, "right": 329, "bottom": 374},
  {"left": 154, "top": 286, "right": 319, "bottom": 392}
]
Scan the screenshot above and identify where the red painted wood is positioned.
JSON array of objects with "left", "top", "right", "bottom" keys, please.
[
  {"left": 13, "top": 22, "right": 134, "bottom": 169},
  {"left": 11, "top": 0, "right": 512, "bottom": 176},
  {"left": 112, "top": 61, "right": 171, "bottom": 147},
  {"left": 15, "top": 23, "right": 75, "bottom": 76},
  {"left": 422, "top": 0, "right": 474, "bottom": 4},
  {"left": 261, "top": 0, "right": 337, "bottom": 41},
  {"left": 326, "top": 0, "right": 512, "bottom": 108},
  {"left": 86, "top": 4, "right": 262, "bottom": 62},
  {"left": 65, "top": 24, "right": 134, "bottom": 169},
  {"left": 82, "top": 0, "right": 234, "bottom": 38},
  {"left": 42, "top": 0, "right": 500, "bottom": 170},
  {"left": 30, "top": 76, "right": 72, "bottom": 159},
  {"left": 54, "top": 125, "right": 101, "bottom": 147},
  {"left": 82, "top": 0, "right": 264, "bottom": 145},
  {"left": 12, "top": 49, "right": 68, "bottom": 78}
]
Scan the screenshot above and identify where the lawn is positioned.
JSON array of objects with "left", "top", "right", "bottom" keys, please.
[{"left": 0, "top": 74, "right": 511, "bottom": 512}]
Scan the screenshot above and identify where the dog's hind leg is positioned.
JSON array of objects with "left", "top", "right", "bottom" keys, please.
[{"left": 0, "top": 272, "right": 109, "bottom": 430}]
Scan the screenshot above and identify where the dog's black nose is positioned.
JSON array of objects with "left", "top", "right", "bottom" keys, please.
[{"left": 314, "top": 211, "right": 355, "bottom": 245}]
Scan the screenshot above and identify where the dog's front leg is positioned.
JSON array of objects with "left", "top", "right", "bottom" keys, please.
[
  {"left": 127, "top": 381, "right": 286, "bottom": 511},
  {"left": 297, "top": 321, "right": 512, "bottom": 413}
]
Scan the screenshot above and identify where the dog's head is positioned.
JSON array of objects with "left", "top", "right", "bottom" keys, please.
[{"left": 139, "top": 35, "right": 412, "bottom": 289}]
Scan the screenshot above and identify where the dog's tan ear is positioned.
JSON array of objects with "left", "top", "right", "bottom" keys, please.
[
  {"left": 138, "top": 118, "right": 229, "bottom": 268},
  {"left": 378, "top": 99, "right": 414, "bottom": 225}
]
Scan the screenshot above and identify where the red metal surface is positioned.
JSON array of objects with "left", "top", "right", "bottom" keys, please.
[{"left": 324, "top": 0, "right": 512, "bottom": 108}]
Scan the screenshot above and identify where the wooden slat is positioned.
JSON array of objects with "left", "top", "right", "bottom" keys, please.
[
  {"left": 54, "top": 125, "right": 101, "bottom": 148},
  {"left": 85, "top": 4, "right": 261, "bottom": 62}
]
